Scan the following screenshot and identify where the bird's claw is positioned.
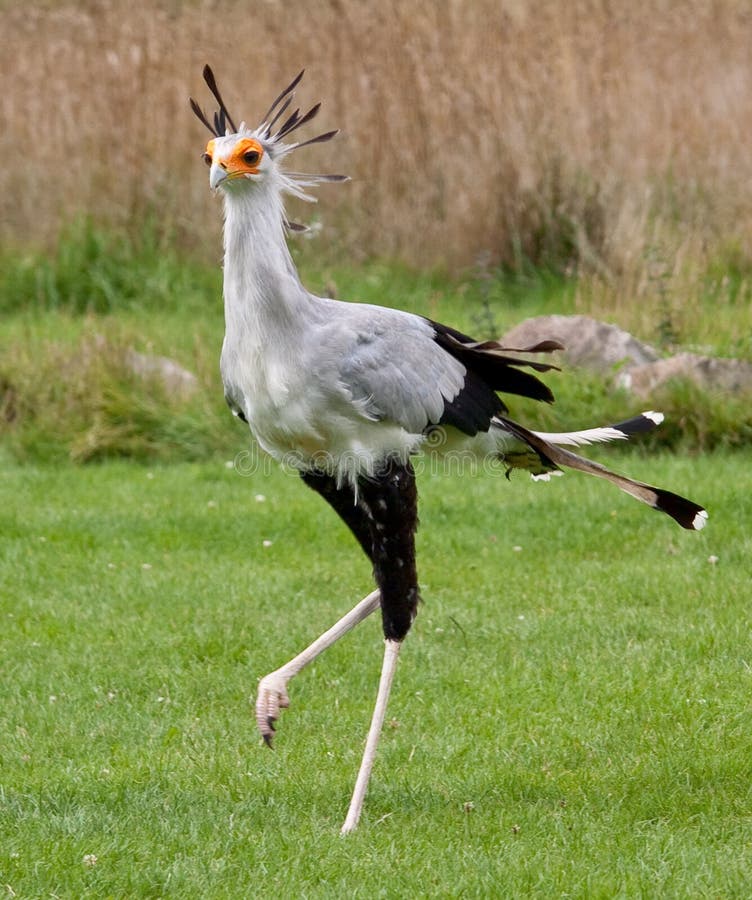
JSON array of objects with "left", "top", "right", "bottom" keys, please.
[{"left": 255, "top": 671, "right": 291, "bottom": 747}]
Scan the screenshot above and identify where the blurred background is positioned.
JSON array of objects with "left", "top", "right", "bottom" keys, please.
[
  {"left": 5, "top": 0, "right": 752, "bottom": 272},
  {"left": 2, "top": 0, "right": 752, "bottom": 460}
]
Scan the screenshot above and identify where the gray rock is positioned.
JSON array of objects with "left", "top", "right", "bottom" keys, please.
[
  {"left": 620, "top": 353, "right": 752, "bottom": 398},
  {"left": 501, "top": 315, "right": 752, "bottom": 399},
  {"left": 502, "top": 315, "right": 659, "bottom": 372},
  {"left": 125, "top": 349, "right": 198, "bottom": 399}
]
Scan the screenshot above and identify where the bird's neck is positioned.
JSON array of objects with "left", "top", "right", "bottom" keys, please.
[{"left": 221, "top": 184, "right": 312, "bottom": 340}]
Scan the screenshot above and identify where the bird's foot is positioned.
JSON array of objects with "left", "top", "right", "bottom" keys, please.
[{"left": 255, "top": 670, "right": 292, "bottom": 746}]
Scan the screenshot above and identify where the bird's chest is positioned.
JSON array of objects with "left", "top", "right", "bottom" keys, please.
[{"left": 221, "top": 336, "right": 325, "bottom": 458}]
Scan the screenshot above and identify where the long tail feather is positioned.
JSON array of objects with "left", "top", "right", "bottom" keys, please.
[
  {"left": 534, "top": 411, "right": 664, "bottom": 447},
  {"left": 495, "top": 414, "right": 708, "bottom": 530}
]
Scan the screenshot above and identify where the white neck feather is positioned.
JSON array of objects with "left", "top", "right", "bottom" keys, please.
[{"left": 221, "top": 178, "right": 312, "bottom": 341}]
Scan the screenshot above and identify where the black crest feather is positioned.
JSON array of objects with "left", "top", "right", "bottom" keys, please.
[
  {"left": 190, "top": 65, "right": 340, "bottom": 153},
  {"left": 276, "top": 102, "right": 322, "bottom": 140},
  {"left": 290, "top": 129, "right": 340, "bottom": 150},
  {"left": 260, "top": 69, "right": 305, "bottom": 126},
  {"left": 202, "top": 64, "right": 237, "bottom": 133},
  {"left": 264, "top": 94, "right": 295, "bottom": 137},
  {"left": 189, "top": 96, "right": 217, "bottom": 136}
]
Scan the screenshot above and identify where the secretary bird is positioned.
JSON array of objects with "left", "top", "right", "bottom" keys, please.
[{"left": 190, "top": 66, "right": 707, "bottom": 833}]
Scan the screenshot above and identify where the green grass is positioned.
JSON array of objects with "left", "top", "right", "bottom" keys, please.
[
  {"left": 0, "top": 219, "right": 220, "bottom": 317},
  {"left": 1, "top": 227, "right": 749, "bottom": 892},
  {"left": 1, "top": 453, "right": 749, "bottom": 897}
]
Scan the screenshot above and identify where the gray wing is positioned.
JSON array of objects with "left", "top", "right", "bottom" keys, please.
[{"left": 324, "top": 301, "right": 467, "bottom": 433}]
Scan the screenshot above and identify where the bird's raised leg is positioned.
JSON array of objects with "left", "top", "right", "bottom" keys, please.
[
  {"left": 256, "top": 470, "right": 379, "bottom": 745},
  {"left": 255, "top": 589, "right": 381, "bottom": 744},
  {"left": 338, "top": 460, "right": 420, "bottom": 833}
]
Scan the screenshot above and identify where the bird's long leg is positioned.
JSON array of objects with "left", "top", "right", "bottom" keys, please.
[
  {"left": 300, "top": 469, "right": 375, "bottom": 560},
  {"left": 338, "top": 460, "right": 419, "bottom": 833},
  {"left": 256, "top": 470, "right": 378, "bottom": 745},
  {"left": 255, "top": 589, "right": 381, "bottom": 744},
  {"left": 259, "top": 462, "right": 419, "bottom": 834},
  {"left": 341, "top": 637, "right": 401, "bottom": 833}
]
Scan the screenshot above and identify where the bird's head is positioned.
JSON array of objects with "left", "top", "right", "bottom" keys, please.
[
  {"left": 202, "top": 133, "right": 270, "bottom": 192},
  {"left": 190, "top": 66, "right": 348, "bottom": 227}
]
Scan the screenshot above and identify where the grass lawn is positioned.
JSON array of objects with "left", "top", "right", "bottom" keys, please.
[{"left": 1, "top": 451, "right": 749, "bottom": 897}]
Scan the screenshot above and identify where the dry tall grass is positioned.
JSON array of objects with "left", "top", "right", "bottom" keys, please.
[{"left": 3, "top": 0, "right": 752, "bottom": 278}]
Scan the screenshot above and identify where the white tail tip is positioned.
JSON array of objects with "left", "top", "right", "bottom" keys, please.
[{"left": 693, "top": 509, "right": 709, "bottom": 530}]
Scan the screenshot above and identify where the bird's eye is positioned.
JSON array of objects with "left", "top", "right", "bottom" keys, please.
[
  {"left": 202, "top": 152, "right": 212, "bottom": 166},
  {"left": 243, "top": 149, "right": 260, "bottom": 166}
]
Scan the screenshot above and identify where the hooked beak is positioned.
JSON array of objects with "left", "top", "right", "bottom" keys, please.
[{"left": 209, "top": 162, "right": 229, "bottom": 190}]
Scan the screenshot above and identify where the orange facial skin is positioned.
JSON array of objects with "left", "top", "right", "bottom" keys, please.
[{"left": 203, "top": 137, "right": 264, "bottom": 178}]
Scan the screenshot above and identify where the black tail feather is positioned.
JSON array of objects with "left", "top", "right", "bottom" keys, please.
[
  {"left": 496, "top": 415, "right": 708, "bottom": 531},
  {"left": 653, "top": 489, "right": 708, "bottom": 531}
]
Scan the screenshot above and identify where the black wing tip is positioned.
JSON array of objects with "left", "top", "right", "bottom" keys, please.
[
  {"left": 431, "top": 321, "right": 557, "bottom": 407},
  {"left": 654, "top": 490, "right": 708, "bottom": 530},
  {"left": 488, "top": 339, "right": 565, "bottom": 354}
]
